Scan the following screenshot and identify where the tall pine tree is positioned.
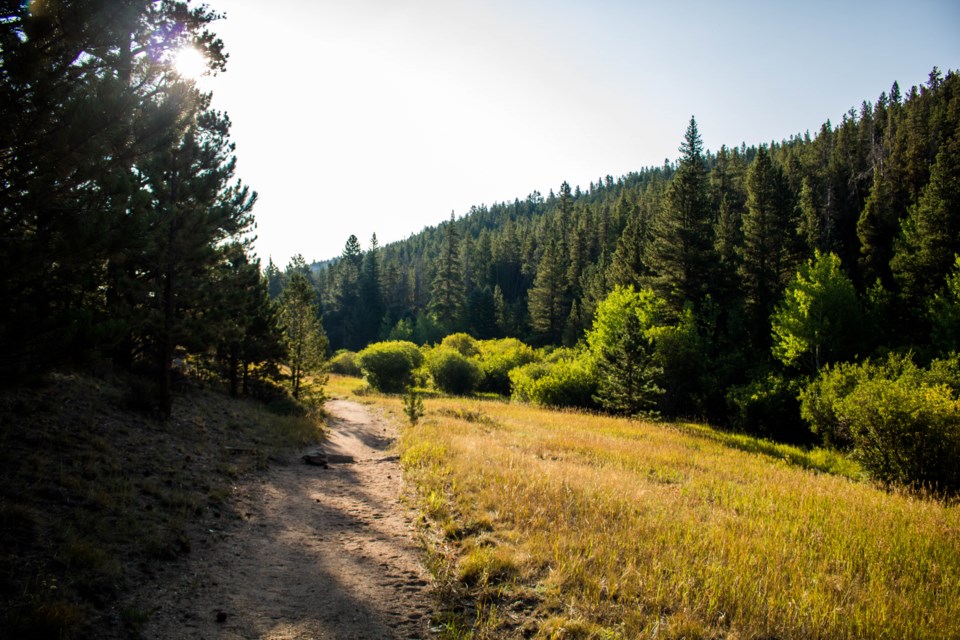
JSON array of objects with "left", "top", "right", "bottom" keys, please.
[{"left": 643, "top": 117, "right": 718, "bottom": 315}]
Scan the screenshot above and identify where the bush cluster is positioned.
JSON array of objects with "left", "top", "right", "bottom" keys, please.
[
  {"left": 509, "top": 350, "right": 598, "bottom": 409},
  {"left": 427, "top": 348, "right": 482, "bottom": 395},
  {"left": 356, "top": 341, "right": 423, "bottom": 393},
  {"left": 800, "top": 354, "right": 960, "bottom": 494},
  {"left": 329, "top": 350, "right": 362, "bottom": 377}
]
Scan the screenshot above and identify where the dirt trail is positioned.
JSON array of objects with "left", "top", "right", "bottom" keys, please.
[{"left": 138, "top": 399, "right": 434, "bottom": 639}]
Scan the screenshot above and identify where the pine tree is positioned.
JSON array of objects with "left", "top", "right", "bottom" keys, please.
[
  {"left": 430, "top": 213, "right": 466, "bottom": 331},
  {"left": 279, "top": 273, "right": 329, "bottom": 400},
  {"left": 327, "top": 235, "right": 363, "bottom": 351},
  {"left": 738, "top": 145, "right": 799, "bottom": 345},
  {"left": 359, "top": 234, "right": 386, "bottom": 346},
  {"left": 643, "top": 117, "right": 718, "bottom": 314},
  {"left": 528, "top": 235, "right": 570, "bottom": 344},
  {"left": 857, "top": 166, "right": 898, "bottom": 286},
  {"left": 892, "top": 135, "right": 960, "bottom": 302},
  {"left": 132, "top": 108, "right": 257, "bottom": 415},
  {"left": 213, "top": 244, "right": 284, "bottom": 397}
]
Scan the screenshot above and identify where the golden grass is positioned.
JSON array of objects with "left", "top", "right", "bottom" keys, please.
[{"left": 340, "top": 378, "right": 960, "bottom": 640}]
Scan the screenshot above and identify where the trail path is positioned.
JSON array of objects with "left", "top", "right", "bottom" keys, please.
[{"left": 139, "top": 399, "right": 434, "bottom": 639}]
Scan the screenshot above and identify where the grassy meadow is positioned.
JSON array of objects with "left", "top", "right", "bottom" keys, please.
[{"left": 328, "top": 375, "right": 960, "bottom": 640}]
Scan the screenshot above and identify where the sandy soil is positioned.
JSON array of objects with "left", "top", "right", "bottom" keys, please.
[{"left": 137, "top": 399, "right": 434, "bottom": 639}]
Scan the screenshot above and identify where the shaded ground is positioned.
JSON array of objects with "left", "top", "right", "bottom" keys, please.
[{"left": 137, "top": 399, "right": 434, "bottom": 639}]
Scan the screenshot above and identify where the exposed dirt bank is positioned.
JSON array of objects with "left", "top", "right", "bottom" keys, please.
[{"left": 137, "top": 399, "right": 433, "bottom": 639}]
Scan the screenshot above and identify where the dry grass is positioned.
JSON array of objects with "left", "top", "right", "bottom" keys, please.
[
  {"left": 342, "top": 377, "right": 960, "bottom": 639},
  {"left": 0, "top": 371, "right": 325, "bottom": 639}
]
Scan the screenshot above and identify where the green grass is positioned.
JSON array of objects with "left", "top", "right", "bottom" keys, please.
[
  {"left": 344, "top": 377, "right": 960, "bottom": 640},
  {"left": 0, "top": 371, "right": 326, "bottom": 638}
]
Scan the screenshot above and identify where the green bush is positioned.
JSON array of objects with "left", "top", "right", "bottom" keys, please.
[
  {"left": 799, "top": 361, "right": 868, "bottom": 449},
  {"left": 839, "top": 377, "right": 960, "bottom": 493},
  {"left": 509, "top": 351, "right": 598, "bottom": 409},
  {"left": 476, "top": 338, "right": 537, "bottom": 395},
  {"left": 356, "top": 341, "right": 424, "bottom": 393},
  {"left": 726, "top": 373, "right": 810, "bottom": 443},
  {"left": 800, "top": 353, "right": 960, "bottom": 494},
  {"left": 427, "top": 347, "right": 482, "bottom": 395},
  {"left": 439, "top": 333, "right": 480, "bottom": 357},
  {"left": 328, "top": 350, "right": 362, "bottom": 377}
]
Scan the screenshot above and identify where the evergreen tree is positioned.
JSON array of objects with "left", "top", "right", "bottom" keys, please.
[
  {"left": 609, "top": 205, "right": 647, "bottom": 288},
  {"left": 643, "top": 117, "right": 718, "bottom": 314},
  {"left": 327, "top": 235, "right": 363, "bottom": 351},
  {"left": 892, "top": 135, "right": 960, "bottom": 303},
  {"left": 857, "top": 166, "right": 898, "bottom": 287},
  {"left": 213, "top": 244, "right": 284, "bottom": 397},
  {"left": 278, "top": 273, "right": 328, "bottom": 400},
  {"left": 430, "top": 212, "right": 466, "bottom": 331},
  {"left": 130, "top": 107, "right": 257, "bottom": 415},
  {"left": 264, "top": 258, "right": 285, "bottom": 298},
  {"left": 738, "top": 145, "right": 799, "bottom": 346},
  {"left": 528, "top": 235, "right": 570, "bottom": 344},
  {"left": 0, "top": 0, "right": 229, "bottom": 384},
  {"left": 359, "top": 233, "right": 386, "bottom": 346},
  {"left": 587, "top": 286, "right": 665, "bottom": 417}
]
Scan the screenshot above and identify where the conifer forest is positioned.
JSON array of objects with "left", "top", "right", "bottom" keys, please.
[{"left": 2, "top": 0, "right": 959, "bottom": 493}]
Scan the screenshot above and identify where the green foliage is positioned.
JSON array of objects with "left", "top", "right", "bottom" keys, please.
[
  {"left": 929, "top": 255, "right": 960, "bottom": 355},
  {"left": 278, "top": 273, "right": 329, "bottom": 399},
  {"left": 586, "top": 286, "right": 666, "bottom": 416},
  {"left": 426, "top": 347, "right": 482, "bottom": 395},
  {"left": 771, "top": 251, "right": 864, "bottom": 373},
  {"left": 726, "top": 373, "right": 809, "bottom": 443},
  {"left": 801, "top": 353, "right": 960, "bottom": 493},
  {"left": 430, "top": 213, "right": 466, "bottom": 332},
  {"left": 439, "top": 333, "right": 480, "bottom": 357},
  {"left": 738, "top": 144, "right": 799, "bottom": 337},
  {"left": 798, "top": 360, "right": 869, "bottom": 449},
  {"left": 643, "top": 117, "right": 718, "bottom": 311},
  {"left": 840, "top": 377, "right": 960, "bottom": 493},
  {"left": 357, "top": 341, "right": 424, "bottom": 393},
  {"left": 475, "top": 338, "right": 537, "bottom": 395},
  {"left": 402, "top": 387, "right": 426, "bottom": 425},
  {"left": 509, "top": 349, "right": 598, "bottom": 409},
  {"left": 329, "top": 350, "right": 362, "bottom": 377},
  {"left": 892, "top": 136, "right": 960, "bottom": 303}
]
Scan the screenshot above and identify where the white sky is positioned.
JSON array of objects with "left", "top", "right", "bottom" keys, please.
[{"left": 202, "top": 0, "right": 960, "bottom": 265}]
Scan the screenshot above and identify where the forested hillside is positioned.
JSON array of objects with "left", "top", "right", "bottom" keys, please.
[{"left": 280, "top": 68, "right": 959, "bottom": 443}]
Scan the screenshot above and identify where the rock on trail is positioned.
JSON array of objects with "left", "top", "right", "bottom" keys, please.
[{"left": 137, "top": 399, "right": 433, "bottom": 639}]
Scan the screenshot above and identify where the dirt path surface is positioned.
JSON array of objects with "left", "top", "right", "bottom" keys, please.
[{"left": 139, "top": 399, "right": 434, "bottom": 639}]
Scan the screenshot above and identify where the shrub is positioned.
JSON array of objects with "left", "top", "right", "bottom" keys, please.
[
  {"left": 801, "top": 353, "right": 960, "bottom": 494},
  {"left": 356, "top": 341, "right": 424, "bottom": 393},
  {"left": 476, "top": 338, "right": 537, "bottom": 395},
  {"left": 328, "top": 350, "right": 362, "bottom": 377},
  {"left": 439, "top": 333, "right": 480, "bottom": 357},
  {"left": 427, "top": 347, "right": 482, "bottom": 395},
  {"left": 510, "top": 350, "right": 598, "bottom": 409},
  {"left": 726, "top": 373, "right": 810, "bottom": 443},
  {"left": 839, "top": 378, "right": 960, "bottom": 493},
  {"left": 799, "top": 361, "right": 869, "bottom": 449}
]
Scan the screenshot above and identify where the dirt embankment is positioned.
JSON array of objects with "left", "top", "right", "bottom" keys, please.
[{"left": 137, "top": 399, "right": 434, "bottom": 639}]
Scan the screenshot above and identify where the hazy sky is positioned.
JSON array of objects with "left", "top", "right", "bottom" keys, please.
[{"left": 201, "top": 0, "right": 960, "bottom": 265}]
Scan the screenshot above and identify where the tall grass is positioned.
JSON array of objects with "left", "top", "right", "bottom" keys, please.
[{"left": 361, "top": 385, "right": 960, "bottom": 639}]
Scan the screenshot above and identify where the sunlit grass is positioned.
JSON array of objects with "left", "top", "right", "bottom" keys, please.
[{"left": 339, "top": 377, "right": 960, "bottom": 639}]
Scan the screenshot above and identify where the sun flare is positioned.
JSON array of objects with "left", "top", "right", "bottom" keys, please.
[{"left": 173, "top": 45, "right": 208, "bottom": 79}]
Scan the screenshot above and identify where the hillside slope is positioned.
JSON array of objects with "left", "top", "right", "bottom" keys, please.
[{"left": 0, "top": 371, "right": 323, "bottom": 639}]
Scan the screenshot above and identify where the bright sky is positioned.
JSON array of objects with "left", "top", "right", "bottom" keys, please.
[{"left": 202, "top": 0, "right": 960, "bottom": 265}]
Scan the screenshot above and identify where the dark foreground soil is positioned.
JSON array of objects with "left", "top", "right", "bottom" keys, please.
[{"left": 133, "top": 399, "right": 435, "bottom": 639}]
